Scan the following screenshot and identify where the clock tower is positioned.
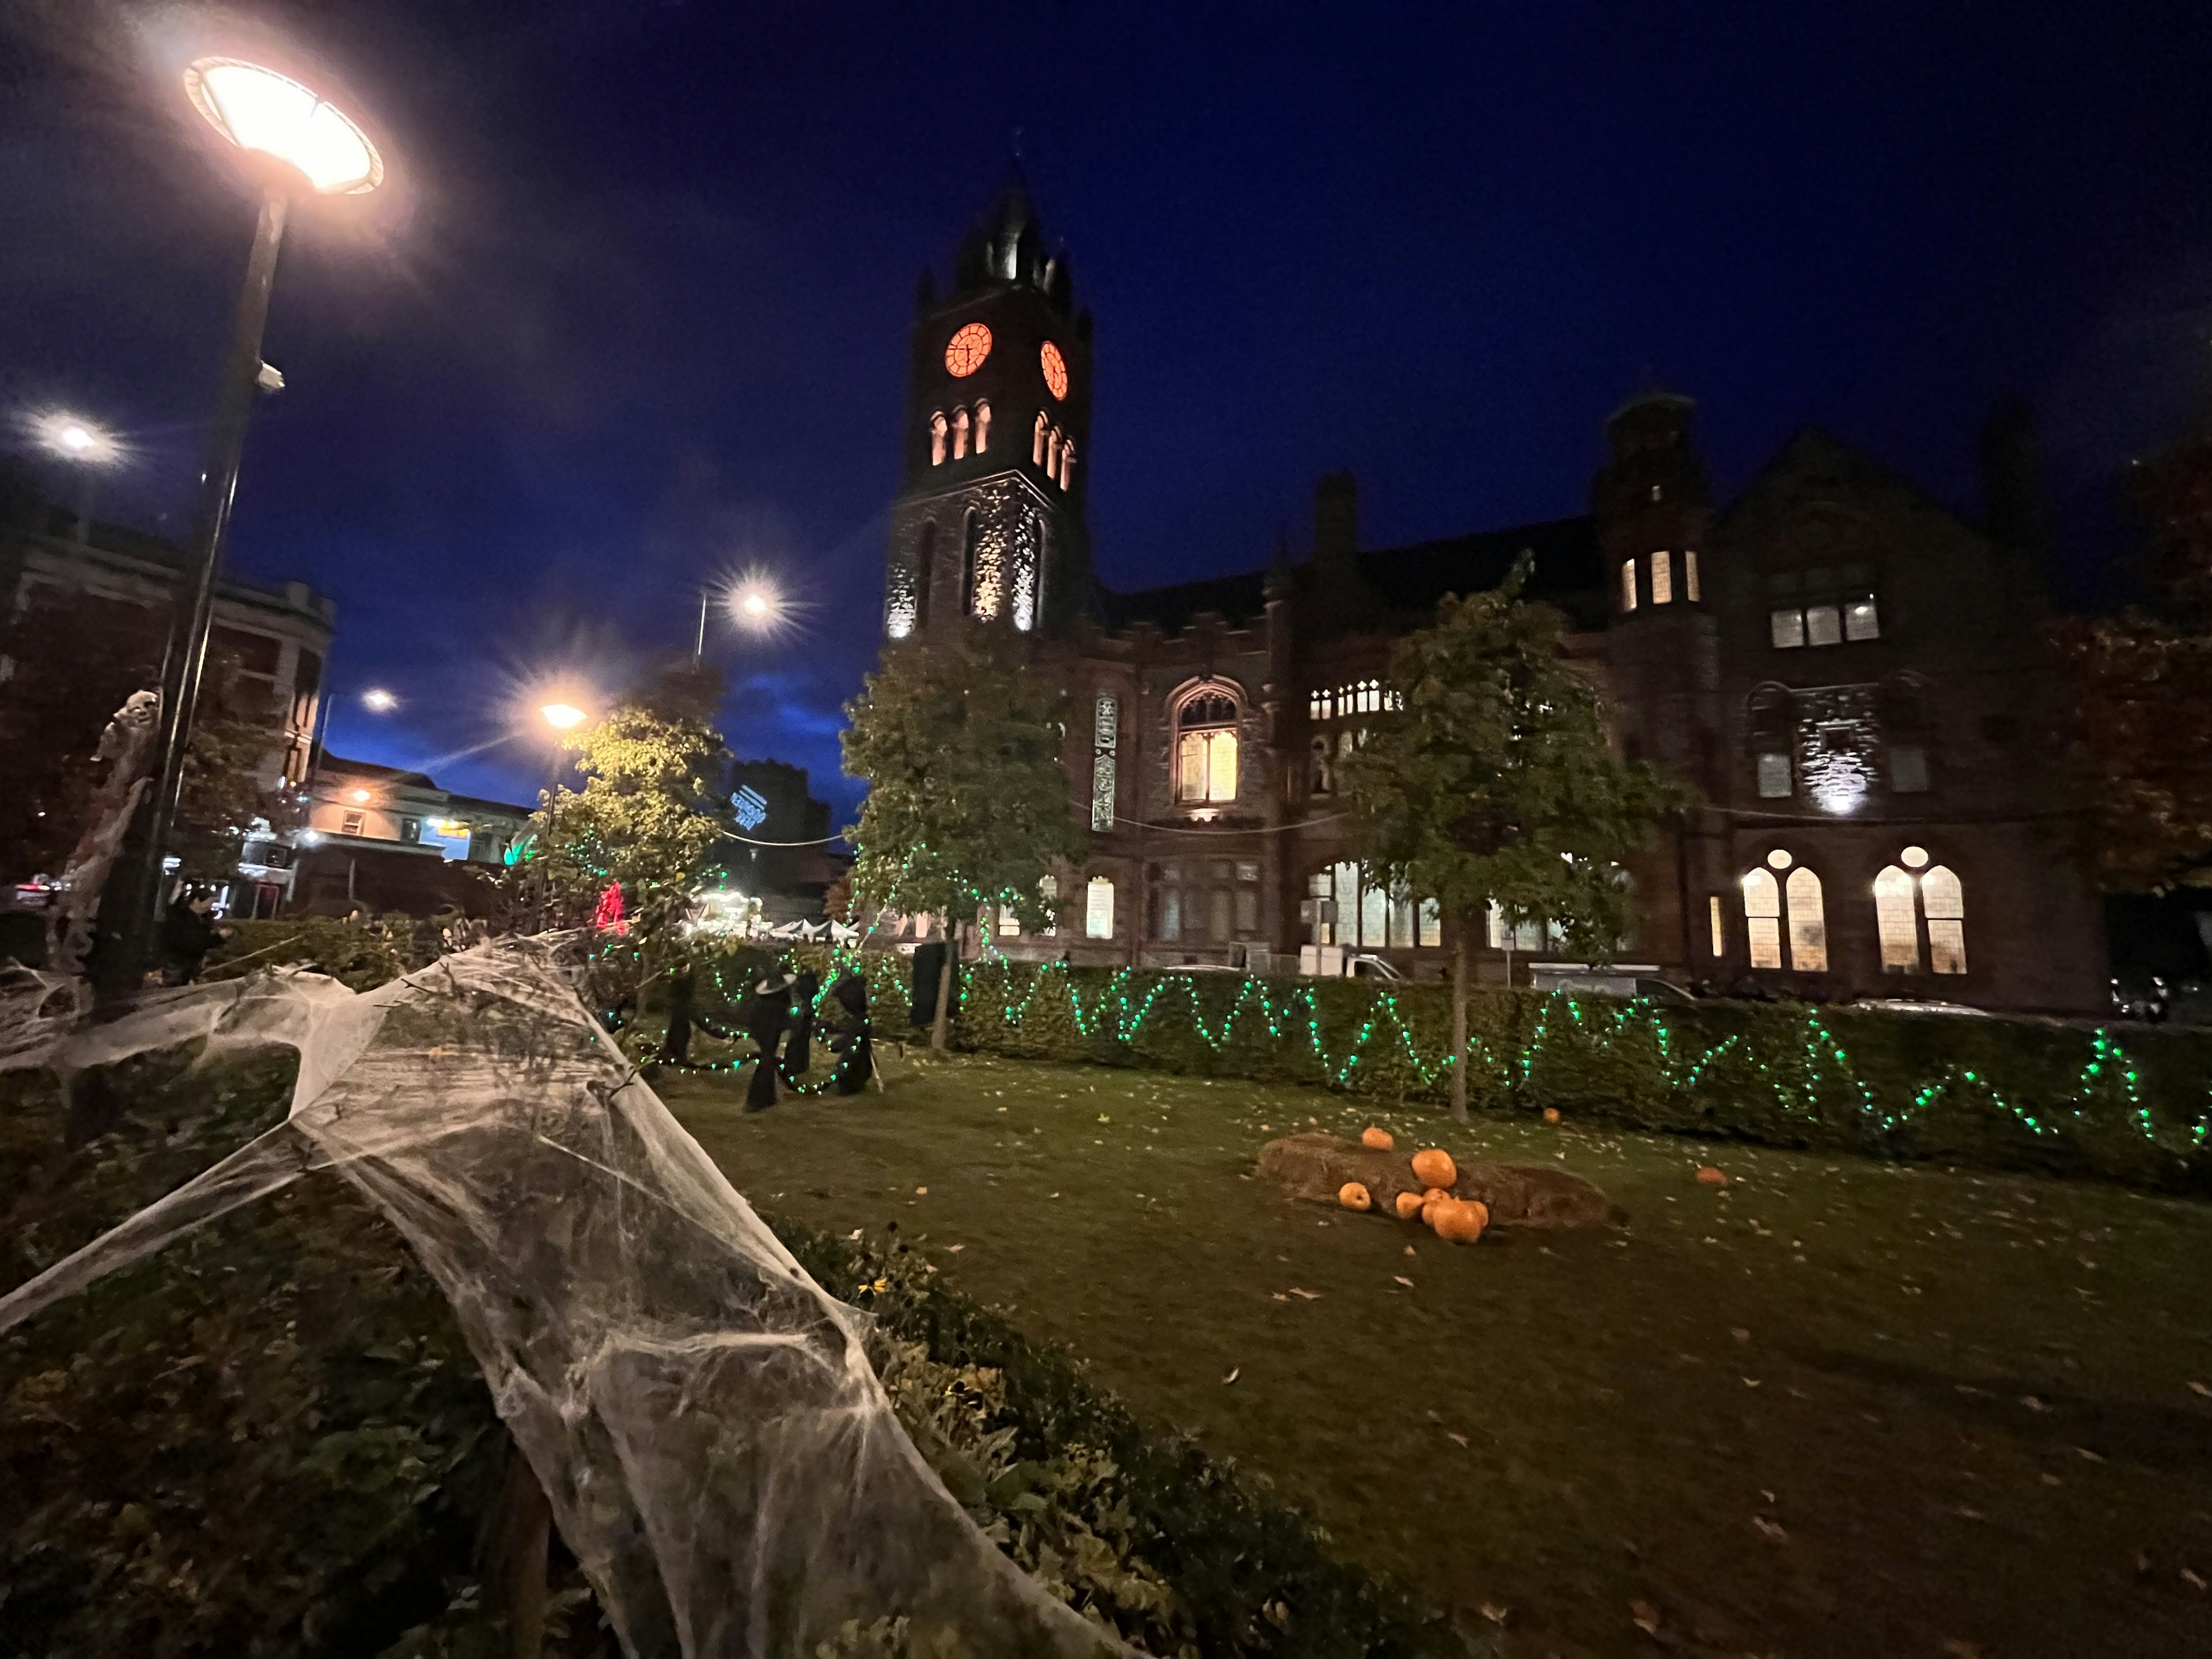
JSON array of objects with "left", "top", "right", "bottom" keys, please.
[{"left": 884, "top": 169, "right": 1094, "bottom": 641}]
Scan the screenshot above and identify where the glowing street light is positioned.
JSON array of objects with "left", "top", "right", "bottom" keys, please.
[
  {"left": 33, "top": 412, "right": 121, "bottom": 467},
  {"left": 694, "top": 573, "right": 786, "bottom": 659},
  {"left": 541, "top": 702, "right": 589, "bottom": 731},
  {"left": 101, "top": 51, "right": 389, "bottom": 1000},
  {"left": 360, "top": 687, "right": 398, "bottom": 713}
]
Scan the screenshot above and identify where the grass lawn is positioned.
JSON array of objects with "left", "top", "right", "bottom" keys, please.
[{"left": 660, "top": 1047, "right": 2212, "bottom": 1659}]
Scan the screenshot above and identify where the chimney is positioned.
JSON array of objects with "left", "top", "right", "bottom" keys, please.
[{"left": 1314, "top": 471, "right": 1358, "bottom": 565}]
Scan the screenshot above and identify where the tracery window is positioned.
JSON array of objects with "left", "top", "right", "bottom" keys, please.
[
  {"left": 1308, "top": 680, "right": 1400, "bottom": 720},
  {"left": 1652, "top": 548, "right": 1673, "bottom": 605},
  {"left": 1174, "top": 689, "right": 1240, "bottom": 805},
  {"left": 1876, "top": 847, "right": 1966, "bottom": 974},
  {"left": 1090, "top": 693, "right": 1119, "bottom": 831},
  {"left": 1743, "top": 849, "right": 1827, "bottom": 971}
]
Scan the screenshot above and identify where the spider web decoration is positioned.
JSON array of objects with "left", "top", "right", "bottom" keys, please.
[{"left": 0, "top": 941, "right": 1130, "bottom": 1658}]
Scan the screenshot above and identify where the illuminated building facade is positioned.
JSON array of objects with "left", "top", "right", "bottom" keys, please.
[{"left": 882, "top": 183, "right": 2105, "bottom": 1013}]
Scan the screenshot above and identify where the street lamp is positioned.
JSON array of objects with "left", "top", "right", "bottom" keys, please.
[
  {"left": 361, "top": 687, "right": 398, "bottom": 713},
  {"left": 693, "top": 573, "right": 786, "bottom": 659},
  {"left": 536, "top": 699, "right": 591, "bottom": 929},
  {"left": 31, "top": 411, "right": 123, "bottom": 541},
  {"left": 100, "top": 55, "right": 386, "bottom": 999}
]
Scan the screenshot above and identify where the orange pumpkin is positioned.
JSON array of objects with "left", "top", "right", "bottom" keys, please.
[
  {"left": 1541, "top": 1107, "right": 1562, "bottom": 1125},
  {"left": 1410, "top": 1148, "right": 1458, "bottom": 1190},
  {"left": 1393, "top": 1190, "right": 1426, "bottom": 1221},
  {"left": 1695, "top": 1165, "right": 1727, "bottom": 1185},
  {"left": 1338, "top": 1181, "right": 1374, "bottom": 1211},
  {"left": 1419, "top": 1186, "right": 1453, "bottom": 1224},
  {"left": 1429, "top": 1198, "right": 1487, "bottom": 1244},
  {"left": 1361, "top": 1126, "right": 1395, "bottom": 1151}
]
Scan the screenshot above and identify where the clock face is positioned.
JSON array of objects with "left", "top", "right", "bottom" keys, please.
[
  {"left": 945, "top": 323, "right": 992, "bottom": 377},
  {"left": 1040, "top": 340, "right": 1069, "bottom": 400}
]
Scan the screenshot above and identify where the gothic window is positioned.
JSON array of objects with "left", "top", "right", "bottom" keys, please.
[
  {"left": 1707, "top": 893, "right": 1725, "bottom": 957},
  {"left": 1090, "top": 693, "right": 1119, "bottom": 831},
  {"left": 1877, "top": 847, "right": 1966, "bottom": 975},
  {"left": 1085, "top": 875, "right": 1115, "bottom": 939},
  {"left": 929, "top": 411, "right": 948, "bottom": 467},
  {"left": 1743, "top": 849, "right": 1826, "bottom": 972},
  {"left": 952, "top": 406, "right": 971, "bottom": 460},
  {"left": 1685, "top": 550, "right": 1701, "bottom": 603},
  {"left": 1620, "top": 558, "right": 1638, "bottom": 612},
  {"left": 1058, "top": 438, "right": 1076, "bottom": 491},
  {"left": 1046, "top": 427, "right": 1062, "bottom": 478},
  {"left": 974, "top": 400, "right": 991, "bottom": 454},
  {"left": 1749, "top": 685, "right": 1795, "bottom": 799},
  {"left": 1786, "top": 866, "right": 1828, "bottom": 971},
  {"left": 1742, "top": 868, "right": 1782, "bottom": 968},
  {"left": 1874, "top": 864, "right": 1919, "bottom": 971},
  {"left": 1175, "top": 688, "right": 1240, "bottom": 805},
  {"left": 1033, "top": 411, "right": 1048, "bottom": 465},
  {"left": 1922, "top": 863, "right": 1967, "bottom": 975},
  {"left": 1652, "top": 549, "right": 1673, "bottom": 605}
]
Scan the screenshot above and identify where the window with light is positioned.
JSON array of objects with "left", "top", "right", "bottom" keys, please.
[{"left": 1175, "top": 690, "right": 1240, "bottom": 805}]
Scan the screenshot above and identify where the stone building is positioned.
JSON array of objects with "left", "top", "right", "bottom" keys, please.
[{"left": 878, "top": 179, "right": 2105, "bottom": 1014}]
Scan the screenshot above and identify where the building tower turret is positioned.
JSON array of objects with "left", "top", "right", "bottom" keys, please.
[{"left": 883, "top": 168, "right": 1094, "bottom": 641}]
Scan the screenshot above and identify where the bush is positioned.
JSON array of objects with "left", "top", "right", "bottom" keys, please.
[{"left": 790, "top": 950, "right": 2212, "bottom": 1193}]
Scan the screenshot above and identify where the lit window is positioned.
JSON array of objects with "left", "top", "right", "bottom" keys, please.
[
  {"left": 1418, "top": 899, "right": 1441, "bottom": 948},
  {"left": 1742, "top": 869, "right": 1782, "bottom": 969},
  {"left": 1805, "top": 604, "right": 1842, "bottom": 647},
  {"left": 1770, "top": 608, "right": 1805, "bottom": 648},
  {"left": 1484, "top": 900, "right": 1544, "bottom": 954},
  {"left": 952, "top": 406, "right": 971, "bottom": 460},
  {"left": 1757, "top": 751, "right": 1793, "bottom": 798},
  {"left": 1922, "top": 865, "right": 1966, "bottom": 974},
  {"left": 1844, "top": 595, "right": 1878, "bottom": 640},
  {"left": 1652, "top": 549, "right": 1673, "bottom": 604},
  {"left": 1175, "top": 690, "right": 1239, "bottom": 804},
  {"left": 1160, "top": 888, "right": 1181, "bottom": 941},
  {"left": 1058, "top": 437, "right": 1076, "bottom": 491},
  {"left": 1786, "top": 868, "right": 1827, "bottom": 971},
  {"left": 1685, "top": 550, "right": 1701, "bottom": 603},
  {"left": 974, "top": 400, "right": 991, "bottom": 454},
  {"left": 1391, "top": 886, "right": 1414, "bottom": 947},
  {"left": 1874, "top": 865, "right": 1920, "bottom": 971},
  {"left": 339, "top": 809, "right": 365, "bottom": 838},
  {"left": 1033, "top": 411, "right": 1048, "bottom": 465},
  {"left": 1090, "top": 694, "right": 1118, "bottom": 831},
  {"left": 1889, "top": 745, "right": 1929, "bottom": 794},
  {"left": 1046, "top": 427, "right": 1061, "bottom": 476},
  {"left": 929, "top": 411, "right": 948, "bottom": 467},
  {"left": 997, "top": 904, "right": 1021, "bottom": 937},
  {"left": 1308, "top": 870, "right": 1336, "bottom": 945},
  {"left": 1707, "top": 893, "right": 1725, "bottom": 956},
  {"left": 1620, "top": 558, "right": 1638, "bottom": 612},
  {"left": 1085, "top": 876, "right": 1115, "bottom": 939}
]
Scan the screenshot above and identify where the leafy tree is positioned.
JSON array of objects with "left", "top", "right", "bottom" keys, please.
[
  {"left": 1336, "top": 562, "right": 1694, "bottom": 1118},
  {"left": 528, "top": 663, "right": 731, "bottom": 983},
  {"left": 841, "top": 622, "right": 1086, "bottom": 1049},
  {"left": 2053, "top": 419, "right": 2212, "bottom": 891}
]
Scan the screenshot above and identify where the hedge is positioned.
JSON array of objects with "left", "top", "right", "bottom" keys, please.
[{"left": 790, "top": 950, "right": 2212, "bottom": 1194}]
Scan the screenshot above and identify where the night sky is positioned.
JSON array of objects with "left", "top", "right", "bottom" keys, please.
[{"left": 6, "top": 0, "right": 2212, "bottom": 825}]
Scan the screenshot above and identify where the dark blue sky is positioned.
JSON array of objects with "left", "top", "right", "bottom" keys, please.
[{"left": 6, "top": 0, "right": 2212, "bottom": 824}]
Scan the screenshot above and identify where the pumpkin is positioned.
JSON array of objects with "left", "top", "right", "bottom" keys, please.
[
  {"left": 1393, "top": 1190, "right": 1426, "bottom": 1221},
  {"left": 1410, "top": 1148, "right": 1458, "bottom": 1190},
  {"left": 1419, "top": 1186, "right": 1453, "bottom": 1224},
  {"left": 1695, "top": 1165, "right": 1727, "bottom": 1185},
  {"left": 1541, "top": 1107, "right": 1562, "bottom": 1125},
  {"left": 1429, "top": 1199, "right": 1487, "bottom": 1244},
  {"left": 1338, "top": 1181, "right": 1374, "bottom": 1211},
  {"left": 1361, "top": 1126, "right": 1395, "bottom": 1151}
]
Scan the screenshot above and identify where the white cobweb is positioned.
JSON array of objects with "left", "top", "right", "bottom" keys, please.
[{"left": 0, "top": 936, "right": 1131, "bottom": 1658}]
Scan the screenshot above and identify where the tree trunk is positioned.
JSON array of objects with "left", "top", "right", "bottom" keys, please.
[
  {"left": 930, "top": 913, "right": 955, "bottom": 1053},
  {"left": 1450, "top": 917, "right": 1470, "bottom": 1122}
]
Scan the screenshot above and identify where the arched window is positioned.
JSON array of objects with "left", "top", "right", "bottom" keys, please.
[
  {"left": 1874, "top": 864, "right": 1919, "bottom": 971},
  {"left": 1175, "top": 688, "right": 1240, "bottom": 805},
  {"left": 974, "top": 400, "right": 991, "bottom": 454},
  {"left": 1786, "top": 868, "right": 1827, "bottom": 972},
  {"left": 929, "top": 411, "right": 949, "bottom": 467},
  {"left": 1922, "top": 865, "right": 1965, "bottom": 974},
  {"left": 1033, "top": 411, "right": 1048, "bottom": 465},
  {"left": 1620, "top": 558, "right": 1638, "bottom": 612},
  {"left": 1741, "top": 868, "right": 1782, "bottom": 968},
  {"left": 1685, "top": 550, "right": 1701, "bottom": 603},
  {"left": 1652, "top": 548, "right": 1673, "bottom": 605},
  {"left": 952, "top": 406, "right": 971, "bottom": 460},
  {"left": 1058, "top": 437, "right": 1076, "bottom": 490}
]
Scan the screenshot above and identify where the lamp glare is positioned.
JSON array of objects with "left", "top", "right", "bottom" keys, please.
[{"left": 184, "top": 57, "right": 385, "bottom": 195}]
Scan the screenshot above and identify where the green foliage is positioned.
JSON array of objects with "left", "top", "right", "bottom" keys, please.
[
  {"left": 529, "top": 666, "right": 731, "bottom": 953},
  {"left": 1335, "top": 562, "right": 1693, "bottom": 956},
  {"left": 777, "top": 1222, "right": 1484, "bottom": 1659},
  {"left": 841, "top": 623, "right": 1087, "bottom": 932}
]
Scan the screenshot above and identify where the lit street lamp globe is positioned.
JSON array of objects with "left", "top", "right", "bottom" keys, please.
[
  {"left": 541, "top": 703, "right": 588, "bottom": 731},
  {"left": 32, "top": 412, "right": 120, "bottom": 467},
  {"left": 183, "top": 57, "right": 385, "bottom": 195}
]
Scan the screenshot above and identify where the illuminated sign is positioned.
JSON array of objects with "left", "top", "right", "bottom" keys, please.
[{"left": 732, "top": 786, "right": 768, "bottom": 832}]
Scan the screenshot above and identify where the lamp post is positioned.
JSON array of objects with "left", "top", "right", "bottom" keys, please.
[
  {"left": 99, "top": 57, "right": 385, "bottom": 999},
  {"left": 31, "top": 412, "right": 123, "bottom": 541},
  {"left": 693, "top": 575, "right": 785, "bottom": 662},
  {"left": 537, "top": 701, "right": 588, "bottom": 929}
]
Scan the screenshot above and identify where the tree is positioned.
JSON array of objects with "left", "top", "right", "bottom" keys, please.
[
  {"left": 2053, "top": 420, "right": 2212, "bottom": 891},
  {"left": 841, "top": 622, "right": 1086, "bottom": 1050},
  {"left": 1335, "top": 562, "right": 1694, "bottom": 1119},
  {"left": 529, "top": 664, "right": 732, "bottom": 981}
]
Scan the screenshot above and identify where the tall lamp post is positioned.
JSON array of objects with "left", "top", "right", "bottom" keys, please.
[
  {"left": 537, "top": 700, "right": 589, "bottom": 929},
  {"left": 101, "top": 57, "right": 385, "bottom": 997}
]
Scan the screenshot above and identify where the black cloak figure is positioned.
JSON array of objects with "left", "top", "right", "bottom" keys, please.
[
  {"left": 909, "top": 941, "right": 945, "bottom": 1029},
  {"left": 744, "top": 971, "right": 792, "bottom": 1111},
  {"left": 826, "top": 971, "right": 873, "bottom": 1096},
  {"left": 159, "top": 893, "right": 225, "bottom": 987},
  {"left": 782, "top": 967, "right": 820, "bottom": 1082}
]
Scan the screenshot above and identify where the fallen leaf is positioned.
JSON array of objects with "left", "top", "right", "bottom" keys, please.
[
  {"left": 1403, "top": 1245, "right": 1416, "bottom": 1256},
  {"left": 1743, "top": 1377, "right": 1763, "bottom": 1388},
  {"left": 1630, "top": 1599, "right": 1662, "bottom": 1634},
  {"left": 1478, "top": 1603, "right": 1510, "bottom": 1626},
  {"left": 2075, "top": 1446, "right": 2105, "bottom": 1463},
  {"left": 1753, "top": 1516, "right": 1787, "bottom": 1540},
  {"left": 1446, "top": 1431, "right": 1468, "bottom": 1446},
  {"left": 1732, "top": 1328, "right": 1751, "bottom": 1343},
  {"left": 1289, "top": 1287, "right": 1321, "bottom": 1300},
  {"left": 914, "top": 1186, "right": 928, "bottom": 1195},
  {"left": 1271, "top": 1293, "right": 1288, "bottom": 1302},
  {"left": 847, "top": 1229, "right": 863, "bottom": 1240},
  {"left": 1222, "top": 1367, "right": 1240, "bottom": 1384},
  {"left": 2021, "top": 1395, "right": 2050, "bottom": 1413},
  {"left": 1393, "top": 1275, "right": 1415, "bottom": 1288},
  {"left": 2181, "top": 1567, "right": 2207, "bottom": 1592},
  {"left": 2190, "top": 1381, "right": 2210, "bottom": 1398},
  {"left": 947, "top": 1244, "right": 964, "bottom": 1253}
]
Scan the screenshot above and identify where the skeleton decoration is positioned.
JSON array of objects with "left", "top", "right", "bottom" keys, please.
[{"left": 0, "top": 937, "right": 1130, "bottom": 1658}]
